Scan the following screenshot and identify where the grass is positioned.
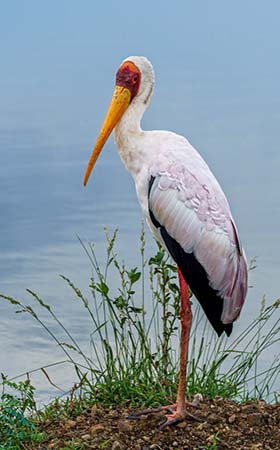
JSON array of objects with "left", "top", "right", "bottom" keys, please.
[
  {"left": 0, "top": 375, "right": 45, "bottom": 449},
  {"left": 199, "top": 432, "right": 219, "bottom": 450},
  {"left": 0, "top": 226, "right": 279, "bottom": 448}
]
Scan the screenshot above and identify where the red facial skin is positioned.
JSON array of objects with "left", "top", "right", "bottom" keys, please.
[{"left": 116, "top": 61, "right": 141, "bottom": 102}]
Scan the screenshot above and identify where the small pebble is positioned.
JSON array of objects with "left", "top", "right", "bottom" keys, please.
[
  {"left": 65, "top": 419, "right": 76, "bottom": 428},
  {"left": 193, "top": 393, "right": 203, "bottom": 406},
  {"left": 208, "top": 413, "right": 221, "bottom": 424},
  {"left": 215, "top": 397, "right": 224, "bottom": 406},
  {"left": 241, "top": 404, "right": 257, "bottom": 414},
  {"left": 118, "top": 420, "right": 133, "bottom": 432},
  {"left": 90, "top": 423, "right": 105, "bottom": 434},
  {"left": 246, "top": 413, "right": 262, "bottom": 426},
  {"left": 91, "top": 404, "right": 102, "bottom": 417},
  {"left": 81, "top": 434, "right": 91, "bottom": 440},
  {"left": 112, "top": 441, "right": 124, "bottom": 450},
  {"left": 228, "top": 414, "right": 236, "bottom": 424}
]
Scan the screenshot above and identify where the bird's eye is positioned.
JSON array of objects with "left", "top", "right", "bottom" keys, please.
[{"left": 131, "top": 75, "right": 138, "bottom": 85}]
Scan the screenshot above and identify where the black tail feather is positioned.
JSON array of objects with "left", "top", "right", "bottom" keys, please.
[
  {"left": 160, "top": 226, "right": 233, "bottom": 337},
  {"left": 148, "top": 175, "right": 233, "bottom": 337}
]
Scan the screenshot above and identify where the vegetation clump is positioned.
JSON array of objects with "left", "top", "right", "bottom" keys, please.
[
  {"left": 0, "top": 376, "right": 45, "bottom": 449},
  {"left": 0, "top": 227, "right": 279, "bottom": 449}
]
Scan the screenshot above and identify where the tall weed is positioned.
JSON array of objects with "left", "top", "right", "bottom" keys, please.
[{"left": 0, "top": 227, "right": 279, "bottom": 406}]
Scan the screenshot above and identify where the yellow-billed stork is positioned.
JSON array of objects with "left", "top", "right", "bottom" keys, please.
[{"left": 83, "top": 56, "right": 248, "bottom": 429}]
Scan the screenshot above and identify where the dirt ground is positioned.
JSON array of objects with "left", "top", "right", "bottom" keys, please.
[{"left": 38, "top": 397, "right": 280, "bottom": 450}]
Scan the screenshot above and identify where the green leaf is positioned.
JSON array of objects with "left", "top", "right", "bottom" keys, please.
[{"left": 128, "top": 268, "right": 141, "bottom": 284}]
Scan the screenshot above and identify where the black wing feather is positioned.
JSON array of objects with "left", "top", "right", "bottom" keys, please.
[{"left": 148, "top": 176, "right": 233, "bottom": 337}]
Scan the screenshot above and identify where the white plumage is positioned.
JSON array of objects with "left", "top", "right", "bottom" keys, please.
[{"left": 113, "top": 56, "right": 247, "bottom": 327}]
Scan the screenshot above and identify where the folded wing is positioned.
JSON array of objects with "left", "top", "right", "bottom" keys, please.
[{"left": 148, "top": 171, "right": 248, "bottom": 336}]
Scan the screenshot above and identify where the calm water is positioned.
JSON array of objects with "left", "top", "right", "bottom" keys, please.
[{"left": 1, "top": 1, "right": 279, "bottom": 403}]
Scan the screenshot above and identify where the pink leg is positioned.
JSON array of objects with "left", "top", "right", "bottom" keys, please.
[
  {"left": 157, "top": 267, "right": 193, "bottom": 429},
  {"left": 128, "top": 267, "right": 198, "bottom": 430},
  {"left": 177, "top": 267, "right": 192, "bottom": 411}
]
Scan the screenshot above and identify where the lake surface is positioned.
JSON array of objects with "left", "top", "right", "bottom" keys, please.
[{"left": 1, "top": 1, "right": 279, "bottom": 404}]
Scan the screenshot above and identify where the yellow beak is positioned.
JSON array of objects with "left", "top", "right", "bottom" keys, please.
[{"left": 83, "top": 85, "right": 131, "bottom": 186}]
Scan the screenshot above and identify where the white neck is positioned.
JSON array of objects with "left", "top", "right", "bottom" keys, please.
[{"left": 114, "top": 87, "right": 153, "bottom": 176}]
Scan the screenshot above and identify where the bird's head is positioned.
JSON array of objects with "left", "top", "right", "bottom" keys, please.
[{"left": 83, "top": 56, "right": 154, "bottom": 186}]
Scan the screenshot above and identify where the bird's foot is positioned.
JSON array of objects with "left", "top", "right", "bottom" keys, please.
[
  {"left": 157, "top": 407, "right": 201, "bottom": 431},
  {"left": 127, "top": 394, "right": 203, "bottom": 431}
]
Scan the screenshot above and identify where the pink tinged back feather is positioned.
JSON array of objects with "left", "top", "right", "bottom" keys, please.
[{"left": 148, "top": 170, "right": 248, "bottom": 325}]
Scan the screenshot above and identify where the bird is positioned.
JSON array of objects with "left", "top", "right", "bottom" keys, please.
[{"left": 83, "top": 56, "right": 248, "bottom": 430}]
